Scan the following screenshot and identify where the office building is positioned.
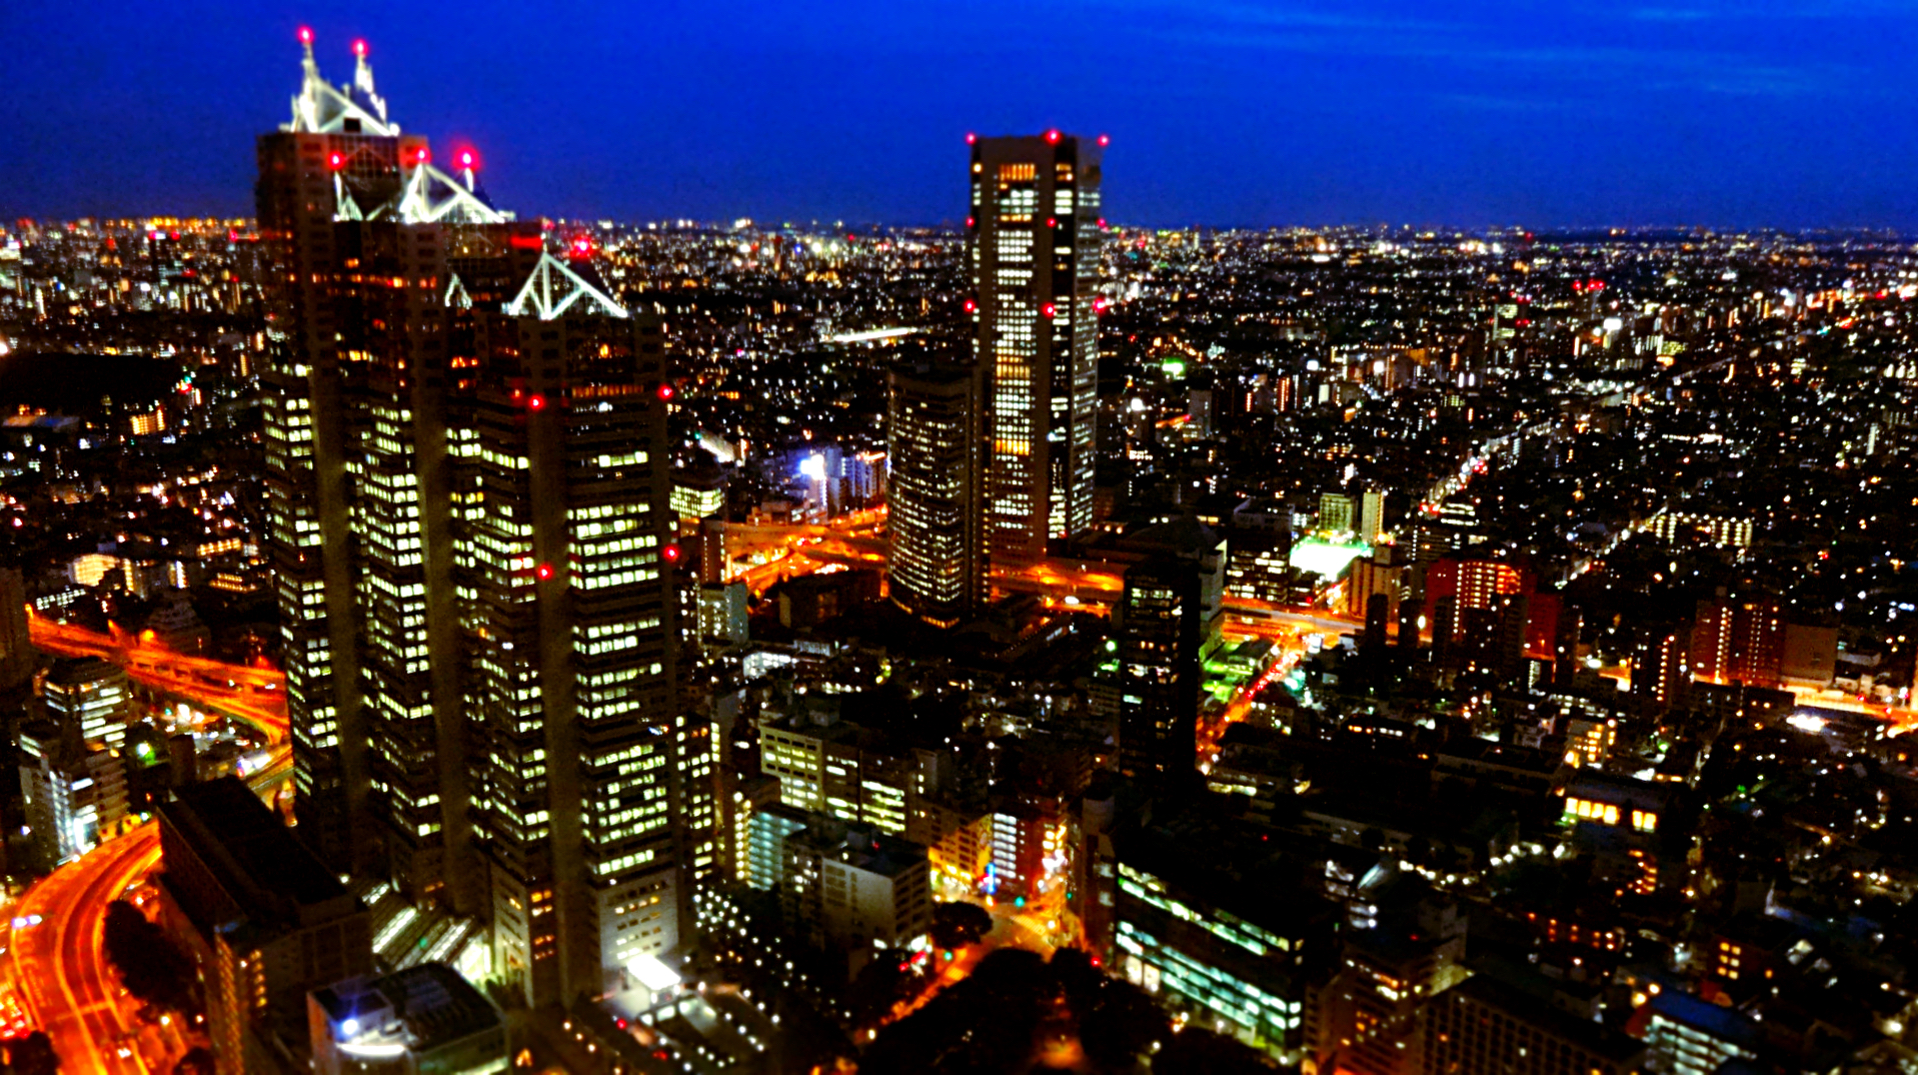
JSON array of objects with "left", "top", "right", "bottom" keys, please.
[
  {"left": 308, "top": 964, "right": 506, "bottom": 1075},
  {"left": 256, "top": 39, "right": 707, "bottom": 1009},
  {"left": 1114, "top": 860, "right": 1315, "bottom": 1061},
  {"left": 970, "top": 132, "right": 1102, "bottom": 564},
  {"left": 886, "top": 357, "right": 986, "bottom": 627},
  {"left": 1319, "top": 492, "right": 1355, "bottom": 534},
  {"left": 18, "top": 719, "right": 125, "bottom": 865},
  {"left": 1423, "top": 976, "right": 1647, "bottom": 1075},
  {"left": 41, "top": 656, "right": 130, "bottom": 750},
  {"left": 1114, "top": 556, "right": 1202, "bottom": 786},
  {"left": 780, "top": 818, "right": 932, "bottom": 967},
  {"left": 158, "top": 776, "right": 375, "bottom": 1072}
]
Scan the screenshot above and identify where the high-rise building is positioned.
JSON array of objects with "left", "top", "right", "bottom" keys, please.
[
  {"left": 1690, "top": 594, "right": 1783, "bottom": 688},
  {"left": 256, "top": 37, "right": 708, "bottom": 1009},
  {"left": 970, "top": 132, "right": 1103, "bottom": 564},
  {"left": 41, "top": 656, "right": 130, "bottom": 750},
  {"left": 256, "top": 32, "right": 519, "bottom": 878},
  {"left": 886, "top": 357, "right": 986, "bottom": 627},
  {"left": 1114, "top": 556, "right": 1202, "bottom": 786},
  {"left": 1318, "top": 492, "right": 1355, "bottom": 534}
]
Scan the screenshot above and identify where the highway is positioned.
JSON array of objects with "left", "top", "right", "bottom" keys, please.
[
  {"left": 9, "top": 613, "right": 293, "bottom": 1074},
  {"left": 27, "top": 614, "right": 288, "bottom": 741}
]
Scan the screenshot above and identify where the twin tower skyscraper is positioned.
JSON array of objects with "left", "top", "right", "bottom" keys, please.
[
  {"left": 257, "top": 36, "right": 713, "bottom": 1009},
  {"left": 886, "top": 131, "right": 1105, "bottom": 626}
]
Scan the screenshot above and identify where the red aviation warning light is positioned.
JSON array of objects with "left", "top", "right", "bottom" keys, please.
[
  {"left": 1097, "top": 133, "right": 1110, "bottom": 147},
  {"left": 409, "top": 146, "right": 430, "bottom": 167},
  {"left": 1044, "top": 129, "right": 1061, "bottom": 144},
  {"left": 458, "top": 149, "right": 476, "bottom": 169},
  {"left": 297, "top": 26, "right": 314, "bottom": 45},
  {"left": 527, "top": 394, "right": 546, "bottom": 411},
  {"left": 656, "top": 383, "right": 675, "bottom": 401},
  {"left": 1046, "top": 217, "right": 1057, "bottom": 229},
  {"left": 327, "top": 151, "right": 345, "bottom": 171},
  {"left": 963, "top": 298, "right": 977, "bottom": 313},
  {"left": 663, "top": 545, "right": 682, "bottom": 564},
  {"left": 352, "top": 39, "right": 368, "bottom": 57},
  {"left": 1041, "top": 303, "right": 1057, "bottom": 318},
  {"left": 965, "top": 132, "right": 977, "bottom": 144},
  {"left": 535, "top": 563, "right": 554, "bottom": 580}
]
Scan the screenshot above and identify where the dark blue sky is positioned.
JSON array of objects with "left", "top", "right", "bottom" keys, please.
[{"left": 4, "top": 1, "right": 1916, "bottom": 228}]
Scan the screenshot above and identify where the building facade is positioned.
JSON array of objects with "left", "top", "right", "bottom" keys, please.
[
  {"left": 970, "top": 133, "right": 1103, "bottom": 564},
  {"left": 886, "top": 358, "right": 986, "bottom": 627}
]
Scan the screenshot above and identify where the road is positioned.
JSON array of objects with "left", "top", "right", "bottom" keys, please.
[
  {"left": 6, "top": 751, "right": 293, "bottom": 1075},
  {"left": 27, "top": 614, "right": 288, "bottom": 741},
  {"left": 10, "top": 613, "right": 294, "bottom": 1074}
]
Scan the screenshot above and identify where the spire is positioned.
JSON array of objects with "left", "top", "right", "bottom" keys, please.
[{"left": 352, "top": 39, "right": 376, "bottom": 99}]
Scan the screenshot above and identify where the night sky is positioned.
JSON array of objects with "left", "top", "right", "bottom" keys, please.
[{"left": 4, "top": 0, "right": 1917, "bottom": 228}]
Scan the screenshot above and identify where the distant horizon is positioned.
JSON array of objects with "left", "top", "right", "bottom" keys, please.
[
  {"left": 6, "top": 2, "right": 1918, "bottom": 229},
  {"left": 8, "top": 215, "right": 1917, "bottom": 240}
]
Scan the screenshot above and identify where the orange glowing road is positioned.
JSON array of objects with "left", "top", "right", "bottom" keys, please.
[
  {"left": 12, "top": 612, "right": 293, "bottom": 1073},
  {"left": 6, "top": 750, "right": 292, "bottom": 1074},
  {"left": 27, "top": 614, "right": 287, "bottom": 741}
]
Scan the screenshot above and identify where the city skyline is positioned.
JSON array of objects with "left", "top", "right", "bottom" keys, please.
[
  {"left": 2, "top": 11, "right": 1918, "bottom": 1075},
  {"left": 6, "top": 2, "right": 1918, "bottom": 229}
]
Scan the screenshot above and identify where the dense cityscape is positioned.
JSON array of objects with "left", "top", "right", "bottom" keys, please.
[{"left": 0, "top": 23, "right": 1915, "bottom": 1075}]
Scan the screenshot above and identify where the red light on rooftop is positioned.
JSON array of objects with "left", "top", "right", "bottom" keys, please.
[
  {"left": 1097, "top": 218, "right": 1107, "bottom": 228},
  {"left": 663, "top": 545, "right": 682, "bottom": 563},
  {"left": 353, "top": 39, "right": 367, "bottom": 57},
  {"left": 527, "top": 394, "right": 547, "bottom": 411},
  {"left": 965, "top": 216, "right": 975, "bottom": 229},
  {"left": 963, "top": 299, "right": 977, "bottom": 313},
  {"left": 1097, "top": 133, "right": 1110, "bottom": 147},
  {"left": 458, "top": 149, "right": 476, "bottom": 168},
  {"left": 412, "top": 146, "right": 430, "bottom": 166},
  {"left": 1041, "top": 303, "right": 1057, "bottom": 318},
  {"left": 1046, "top": 217, "right": 1057, "bottom": 229},
  {"left": 965, "top": 132, "right": 977, "bottom": 144},
  {"left": 297, "top": 26, "right": 313, "bottom": 45},
  {"left": 327, "top": 151, "right": 345, "bottom": 171},
  {"left": 657, "top": 383, "right": 675, "bottom": 401},
  {"left": 1044, "top": 129, "right": 1061, "bottom": 144},
  {"left": 535, "top": 563, "right": 554, "bottom": 580}
]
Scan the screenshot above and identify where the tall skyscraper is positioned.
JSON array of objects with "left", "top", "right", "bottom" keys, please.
[
  {"left": 256, "top": 30, "right": 516, "bottom": 878},
  {"left": 970, "top": 132, "right": 1103, "bottom": 565},
  {"left": 886, "top": 356, "right": 986, "bottom": 628},
  {"left": 257, "top": 36, "right": 708, "bottom": 1008}
]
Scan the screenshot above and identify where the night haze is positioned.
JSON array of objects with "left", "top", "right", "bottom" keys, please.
[{"left": 4, "top": 0, "right": 1918, "bottom": 227}]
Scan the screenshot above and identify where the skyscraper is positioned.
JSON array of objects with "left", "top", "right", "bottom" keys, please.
[
  {"left": 886, "top": 356, "right": 986, "bottom": 628},
  {"left": 256, "top": 31, "right": 515, "bottom": 879},
  {"left": 969, "top": 132, "right": 1103, "bottom": 565},
  {"left": 257, "top": 36, "right": 707, "bottom": 1008}
]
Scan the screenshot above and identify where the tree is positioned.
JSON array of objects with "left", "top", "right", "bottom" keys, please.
[
  {"left": 102, "top": 901, "right": 197, "bottom": 1014},
  {"left": 929, "top": 901, "right": 994, "bottom": 951},
  {"left": 3, "top": 1032, "right": 60, "bottom": 1075}
]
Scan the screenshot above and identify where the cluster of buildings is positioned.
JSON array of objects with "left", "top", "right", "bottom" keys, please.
[{"left": 0, "top": 28, "right": 1912, "bottom": 1075}]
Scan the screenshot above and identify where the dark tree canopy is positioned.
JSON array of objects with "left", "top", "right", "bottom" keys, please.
[
  {"left": 929, "top": 901, "right": 994, "bottom": 950},
  {"left": 102, "top": 900, "right": 198, "bottom": 1014}
]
